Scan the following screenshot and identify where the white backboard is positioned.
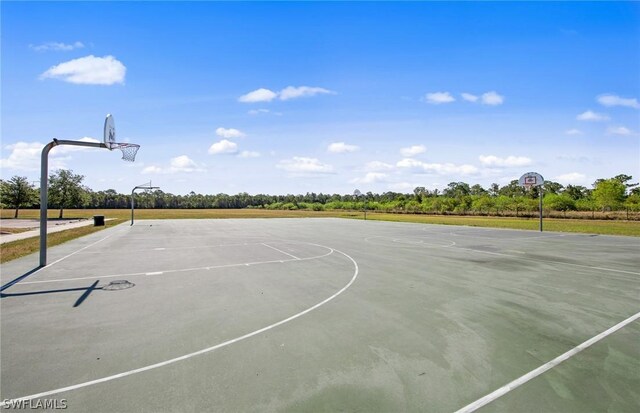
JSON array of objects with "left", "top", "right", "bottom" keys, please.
[
  {"left": 104, "top": 114, "right": 116, "bottom": 149},
  {"left": 518, "top": 172, "right": 544, "bottom": 187}
]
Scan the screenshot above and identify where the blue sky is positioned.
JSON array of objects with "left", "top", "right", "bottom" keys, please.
[{"left": 2, "top": 1, "right": 639, "bottom": 195}]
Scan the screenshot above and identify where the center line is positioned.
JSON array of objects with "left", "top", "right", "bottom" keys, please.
[{"left": 261, "top": 243, "right": 300, "bottom": 260}]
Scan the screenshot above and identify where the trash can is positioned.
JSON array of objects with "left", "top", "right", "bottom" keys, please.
[{"left": 93, "top": 215, "right": 105, "bottom": 226}]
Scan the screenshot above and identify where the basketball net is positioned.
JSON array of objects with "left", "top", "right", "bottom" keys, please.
[{"left": 109, "top": 143, "right": 140, "bottom": 162}]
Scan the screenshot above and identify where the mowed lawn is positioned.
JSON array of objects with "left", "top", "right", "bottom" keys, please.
[{"left": 2, "top": 208, "right": 639, "bottom": 236}]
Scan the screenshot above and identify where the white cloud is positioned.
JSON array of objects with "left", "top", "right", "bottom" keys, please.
[
  {"left": 481, "top": 91, "right": 504, "bottom": 105},
  {"left": 141, "top": 165, "right": 163, "bottom": 174},
  {"left": 239, "top": 86, "right": 335, "bottom": 103},
  {"left": 169, "top": 155, "right": 199, "bottom": 172},
  {"left": 576, "top": 110, "right": 609, "bottom": 121},
  {"left": 565, "top": 129, "right": 583, "bottom": 135},
  {"left": 396, "top": 158, "right": 478, "bottom": 175},
  {"left": 350, "top": 172, "right": 388, "bottom": 184},
  {"left": 39, "top": 55, "right": 126, "bottom": 85},
  {"left": 365, "top": 161, "right": 394, "bottom": 171},
  {"left": 215, "top": 127, "right": 245, "bottom": 139},
  {"left": 238, "top": 88, "right": 278, "bottom": 103},
  {"left": 425, "top": 92, "right": 455, "bottom": 104},
  {"left": 248, "top": 109, "right": 270, "bottom": 115},
  {"left": 1, "top": 142, "right": 44, "bottom": 170},
  {"left": 1, "top": 137, "right": 103, "bottom": 171},
  {"left": 208, "top": 139, "right": 238, "bottom": 155},
  {"left": 389, "top": 182, "right": 419, "bottom": 192},
  {"left": 30, "top": 41, "right": 85, "bottom": 52},
  {"left": 597, "top": 94, "right": 640, "bottom": 109},
  {"left": 142, "top": 155, "right": 204, "bottom": 174},
  {"left": 400, "top": 144, "right": 426, "bottom": 157},
  {"left": 461, "top": 93, "right": 479, "bottom": 102},
  {"left": 238, "top": 150, "right": 261, "bottom": 158},
  {"left": 279, "top": 86, "right": 335, "bottom": 100},
  {"left": 276, "top": 157, "right": 333, "bottom": 174},
  {"left": 607, "top": 126, "right": 633, "bottom": 136},
  {"left": 478, "top": 155, "right": 532, "bottom": 167},
  {"left": 554, "top": 172, "right": 587, "bottom": 184},
  {"left": 328, "top": 142, "right": 359, "bottom": 153}
]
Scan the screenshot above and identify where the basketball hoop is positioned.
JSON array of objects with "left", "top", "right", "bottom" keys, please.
[
  {"left": 104, "top": 115, "right": 140, "bottom": 162},
  {"left": 109, "top": 142, "right": 140, "bottom": 162}
]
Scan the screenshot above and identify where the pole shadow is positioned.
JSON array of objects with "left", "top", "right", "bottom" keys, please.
[{"left": 0, "top": 280, "right": 101, "bottom": 308}]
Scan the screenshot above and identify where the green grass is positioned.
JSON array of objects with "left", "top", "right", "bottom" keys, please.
[
  {"left": 1, "top": 209, "right": 638, "bottom": 263},
  {"left": 0, "top": 219, "right": 125, "bottom": 264}
]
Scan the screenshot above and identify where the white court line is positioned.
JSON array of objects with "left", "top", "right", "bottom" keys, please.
[
  {"left": 454, "top": 311, "right": 640, "bottom": 413},
  {"left": 261, "top": 243, "right": 300, "bottom": 260},
  {"left": 17, "top": 245, "right": 334, "bottom": 285},
  {"left": 1, "top": 228, "right": 122, "bottom": 289},
  {"left": 0, "top": 246, "right": 359, "bottom": 406},
  {"left": 454, "top": 246, "right": 640, "bottom": 276}
]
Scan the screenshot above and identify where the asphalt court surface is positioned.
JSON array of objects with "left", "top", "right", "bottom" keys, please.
[{"left": 1, "top": 218, "right": 638, "bottom": 412}]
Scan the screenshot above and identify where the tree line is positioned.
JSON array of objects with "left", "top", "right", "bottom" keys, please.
[{"left": 1, "top": 170, "right": 639, "bottom": 219}]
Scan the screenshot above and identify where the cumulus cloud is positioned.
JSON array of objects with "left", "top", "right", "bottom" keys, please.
[
  {"left": 478, "top": 155, "right": 532, "bottom": 167},
  {"left": 350, "top": 172, "right": 388, "bottom": 184},
  {"left": 238, "top": 88, "right": 278, "bottom": 103},
  {"left": 142, "top": 155, "right": 204, "bottom": 174},
  {"left": 396, "top": 158, "right": 478, "bottom": 175},
  {"left": 565, "top": 129, "right": 583, "bottom": 135},
  {"left": 279, "top": 86, "right": 335, "bottom": 100},
  {"left": 576, "top": 110, "right": 609, "bottom": 121},
  {"left": 400, "top": 144, "right": 426, "bottom": 157},
  {"left": 607, "top": 126, "right": 633, "bottom": 136},
  {"left": 1, "top": 137, "right": 102, "bottom": 171},
  {"left": 208, "top": 139, "right": 238, "bottom": 155},
  {"left": 461, "top": 93, "right": 479, "bottom": 102},
  {"left": 238, "top": 150, "right": 261, "bottom": 158},
  {"left": 328, "top": 142, "right": 359, "bottom": 153},
  {"left": 597, "top": 94, "right": 640, "bottom": 109},
  {"left": 30, "top": 41, "right": 85, "bottom": 52},
  {"left": 216, "top": 127, "right": 245, "bottom": 139},
  {"left": 39, "top": 55, "right": 126, "bottom": 85},
  {"left": 554, "top": 172, "right": 587, "bottom": 184},
  {"left": 276, "top": 157, "right": 333, "bottom": 174},
  {"left": 425, "top": 92, "right": 455, "bottom": 104},
  {"left": 365, "top": 161, "right": 394, "bottom": 171},
  {"left": 239, "top": 86, "right": 335, "bottom": 103},
  {"left": 481, "top": 91, "right": 504, "bottom": 105},
  {"left": 141, "top": 165, "right": 163, "bottom": 174}
]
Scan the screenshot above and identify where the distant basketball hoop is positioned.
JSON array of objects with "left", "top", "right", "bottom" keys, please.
[{"left": 519, "top": 172, "right": 545, "bottom": 232}]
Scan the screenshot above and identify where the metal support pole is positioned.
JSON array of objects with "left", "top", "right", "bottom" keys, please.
[
  {"left": 39, "top": 142, "right": 56, "bottom": 267},
  {"left": 131, "top": 183, "right": 159, "bottom": 226},
  {"left": 131, "top": 188, "right": 135, "bottom": 226},
  {"left": 39, "top": 139, "right": 107, "bottom": 267},
  {"left": 539, "top": 189, "right": 543, "bottom": 232}
]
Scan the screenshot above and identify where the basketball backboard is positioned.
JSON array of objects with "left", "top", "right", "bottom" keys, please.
[{"left": 104, "top": 114, "right": 116, "bottom": 149}]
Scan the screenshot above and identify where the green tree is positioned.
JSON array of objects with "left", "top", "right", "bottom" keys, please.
[
  {"left": 592, "top": 179, "right": 626, "bottom": 211},
  {"left": 49, "top": 169, "right": 87, "bottom": 218},
  {"left": 0, "top": 176, "right": 38, "bottom": 218},
  {"left": 544, "top": 193, "right": 576, "bottom": 217}
]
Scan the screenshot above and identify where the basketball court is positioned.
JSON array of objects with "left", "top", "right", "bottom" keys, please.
[{"left": 1, "top": 218, "right": 638, "bottom": 412}]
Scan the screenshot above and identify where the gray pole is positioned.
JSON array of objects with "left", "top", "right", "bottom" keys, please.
[
  {"left": 539, "top": 188, "right": 543, "bottom": 232},
  {"left": 131, "top": 188, "right": 135, "bottom": 226},
  {"left": 39, "top": 142, "right": 56, "bottom": 267},
  {"left": 39, "top": 139, "right": 107, "bottom": 267}
]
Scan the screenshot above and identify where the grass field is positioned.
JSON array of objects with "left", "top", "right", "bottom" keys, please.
[
  {"left": 1, "top": 208, "right": 639, "bottom": 264},
  {"left": 2, "top": 208, "right": 639, "bottom": 236}
]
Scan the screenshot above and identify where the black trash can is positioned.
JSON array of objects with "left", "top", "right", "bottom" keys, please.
[{"left": 93, "top": 215, "right": 105, "bottom": 226}]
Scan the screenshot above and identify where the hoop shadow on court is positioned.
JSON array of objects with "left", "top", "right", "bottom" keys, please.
[{"left": 1, "top": 280, "right": 101, "bottom": 308}]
